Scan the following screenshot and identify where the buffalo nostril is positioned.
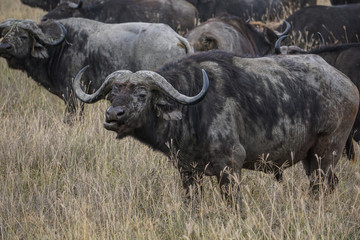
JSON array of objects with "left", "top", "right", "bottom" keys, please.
[
  {"left": 106, "top": 106, "right": 125, "bottom": 121},
  {"left": 41, "top": 16, "right": 48, "bottom": 22},
  {"left": 0, "top": 43, "right": 12, "bottom": 50},
  {"left": 116, "top": 109, "right": 124, "bottom": 117}
]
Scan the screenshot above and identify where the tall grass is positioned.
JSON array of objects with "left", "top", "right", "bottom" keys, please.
[{"left": 1, "top": 0, "right": 359, "bottom": 239}]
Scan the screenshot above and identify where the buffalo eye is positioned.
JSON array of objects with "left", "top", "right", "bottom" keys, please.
[
  {"left": 1, "top": 30, "right": 8, "bottom": 38},
  {"left": 134, "top": 87, "right": 147, "bottom": 100},
  {"left": 20, "top": 35, "right": 28, "bottom": 40},
  {"left": 109, "top": 92, "right": 117, "bottom": 103}
]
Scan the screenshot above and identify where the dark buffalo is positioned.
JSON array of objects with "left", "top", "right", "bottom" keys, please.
[
  {"left": 0, "top": 18, "right": 193, "bottom": 122},
  {"left": 20, "top": 0, "right": 100, "bottom": 11},
  {"left": 41, "top": 0, "right": 198, "bottom": 33},
  {"left": 73, "top": 50, "right": 359, "bottom": 202},
  {"left": 185, "top": 0, "right": 316, "bottom": 22},
  {"left": 277, "top": 4, "right": 360, "bottom": 48},
  {"left": 331, "top": 0, "right": 360, "bottom": 4},
  {"left": 21, "top": 0, "right": 60, "bottom": 11},
  {"left": 185, "top": 15, "right": 290, "bottom": 57}
]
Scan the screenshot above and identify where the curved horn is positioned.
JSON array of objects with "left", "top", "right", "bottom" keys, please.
[
  {"left": 68, "top": 0, "right": 83, "bottom": 9},
  {"left": 33, "top": 20, "right": 67, "bottom": 45},
  {"left": 317, "top": 32, "right": 325, "bottom": 47},
  {"left": 274, "top": 20, "right": 291, "bottom": 37},
  {"left": 274, "top": 35, "right": 288, "bottom": 54},
  {"left": 136, "top": 69, "right": 209, "bottom": 105},
  {"left": 45, "top": 21, "right": 67, "bottom": 45},
  {"left": 73, "top": 65, "right": 133, "bottom": 103}
]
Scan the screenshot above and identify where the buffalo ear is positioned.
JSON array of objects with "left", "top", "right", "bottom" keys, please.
[
  {"left": 31, "top": 41, "right": 49, "bottom": 59},
  {"left": 155, "top": 98, "right": 182, "bottom": 121},
  {"left": 195, "top": 36, "right": 218, "bottom": 51}
]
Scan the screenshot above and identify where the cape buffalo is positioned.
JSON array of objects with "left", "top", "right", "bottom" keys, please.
[
  {"left": 277, "top": 4, "right": 360, "bottom": 48},
  {"left": 185, "top": 0, "right": 316, "bottom": 22},
  {"left": 20, "top": 0, "right": 100, "bottom": 11},
  {"left": 41, "top": 0, "right": 199, "bottom": 33},
  {"left": 73, "top": 50, "right": 359, "bottom": 203},
  {"left": 185, "top": 15, "right": 290, "bottom": 57},
  {"left": 0, "top": 18, "right": 193, "bottom": 122},
  {"left": 21, "top": 0, "right": 61, "bottom": 11}
]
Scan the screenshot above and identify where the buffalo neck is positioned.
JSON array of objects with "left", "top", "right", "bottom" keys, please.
[{"left": 132, "top": 106, "right": 193, "bottom": 156}]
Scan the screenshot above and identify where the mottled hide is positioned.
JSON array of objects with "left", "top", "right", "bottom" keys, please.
[
  {"left": 41, "top": 0, "right": 198, "bottom": 33},
  {"left": 0, "top": 18, "right": 193, "bottom": 122},
  {"left": 73, "top": 50, "right": 359, "bottom": 203},
  {"left": 278, "top": 41, "right": 360, "bottom": 160}
]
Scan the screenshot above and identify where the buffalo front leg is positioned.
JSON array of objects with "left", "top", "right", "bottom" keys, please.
[
  {"left": 180, "top": 170, "right": 204, "bottom": 201},
  {"left": 63, "top": 95, "right": 84, "bottom": 124},
  {"left": 216, "top": 168, "right": 242, "bottom": 207},
  {"left": 215, "top": 144, "right": 246, "bottom": 208}
]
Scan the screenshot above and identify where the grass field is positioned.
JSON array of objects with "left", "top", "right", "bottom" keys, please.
[{"left": 1, "top": 0, "right": 360, "bottom": 239}]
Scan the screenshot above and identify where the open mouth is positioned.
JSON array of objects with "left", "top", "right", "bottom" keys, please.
[
  {"left": 103, "top": 121, "right": 119, "bottom": 131},
  {"left": 0, "top": 53, "right": 12, "bottom": 59}
]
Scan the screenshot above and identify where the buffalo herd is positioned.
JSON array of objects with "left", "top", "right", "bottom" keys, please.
[{"left": 1, "top": 0, "right": 360, "bottom": 205}]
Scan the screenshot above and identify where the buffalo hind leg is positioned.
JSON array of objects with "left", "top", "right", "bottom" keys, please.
[{"left": 302, "top": 134, "right": 344, "bottom": 195}]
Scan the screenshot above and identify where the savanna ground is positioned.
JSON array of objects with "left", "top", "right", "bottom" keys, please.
[{"left": 1, "top": 0, "right": 360, "bottom": 239}]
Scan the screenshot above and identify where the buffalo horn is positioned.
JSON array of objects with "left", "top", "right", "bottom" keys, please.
[
  {"left": 72, "top": 65, "right": 133, "bottom": 103},
  {"left": 274, "top": 20, "right": 291, "bottom": 37},
  {"left": 317, "top": 32, "right": 325, "bottom": 47},
  {"left": 136, "top": 69, "right": 209, "bottom": 105},
  {"left": 68, "top": 0, "right": 83, "bottom": 9},
  {"left": 274, "top": 35, "right": 288, "bottom": 54}
]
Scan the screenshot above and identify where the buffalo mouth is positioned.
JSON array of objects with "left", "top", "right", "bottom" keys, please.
[
  {"left": 103, "top": 120, "right": 120, "bottom": 131},
  {"left": 0, "top": 53, "right": 12, "bottom": 59},
  {"left": 104, "top": 120, "right": 134, "bottom": 139}
]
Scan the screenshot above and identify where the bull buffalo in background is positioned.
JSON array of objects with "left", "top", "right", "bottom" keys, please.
[
  {"left": 40, "top": 0, "right": 198, "bottom": 33},
  {"left": 331, "top": 0, "right": 360, "bottom": 4},
  {"left": 0, "top": 18, "right": 193, "bottom": 122},
  {"left": 20, "top": 0, "right": 101, "bottom": 11},
  {"left": 277, "top": 4, "right": 360, "bottom": 48},
  {"left": 21, "top": 0, "right": 61, "bottom": 11},
  {"left": 185, "top": 0, "right": 316, "bottom": 22},
  {"left": 185, "top": 15, "right": 290, "bottom": 57},
  {"left": 73, "top": 50, "right": 359, "bottom": 203}
]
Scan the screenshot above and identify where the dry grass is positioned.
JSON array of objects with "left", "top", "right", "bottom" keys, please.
[{"left": 1, "top": 1, "right": 360, "bottom": 239}]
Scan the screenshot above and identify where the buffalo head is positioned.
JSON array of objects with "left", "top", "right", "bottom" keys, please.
[
  {"left": 185, "top": 15, "right": 290, "bottom": 57},
  {"left": 0, "top": 19, "right": 66, "bottom": 67},
  {"left": 73, "top": 66, "right": 209, "bottom": 138},
  {"left": 41, "top": 0, "right": 83, "bottom": 21}
]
